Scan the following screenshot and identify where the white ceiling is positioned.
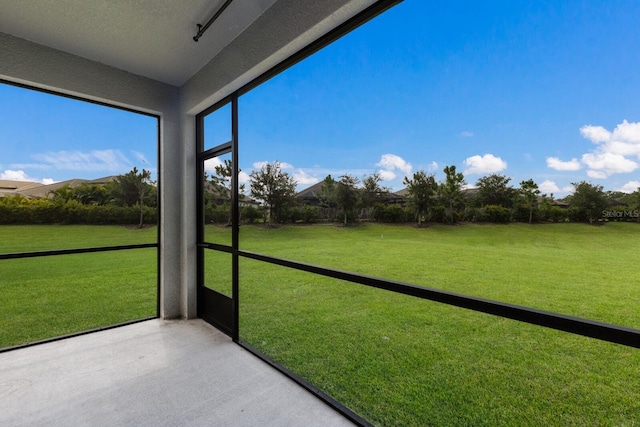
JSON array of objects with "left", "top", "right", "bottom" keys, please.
[{"left": 0, "top": 0, "right": 278, "bottom": 86}]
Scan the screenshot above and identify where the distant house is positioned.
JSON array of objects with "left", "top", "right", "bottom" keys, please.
[
  {"left": 296, "top": 181, "right": 325, "bottom": 207},
  {"left": 0, "top": 176, "right": 117, "bottom": 199},
  {"left": 296, "top": 181, "right": 406, "bottom": 207},
  {"left": 380, "top": 191, "right": 405, "bottom": 205},
  {"left": 607, "top": 198, "right": 628, "bottom": 207},
  {"left": 461, "top": 188, "right": 479, "bottom": 202},
  {"left": 0, "top": 180, "right": 46, "bottom": 198}
]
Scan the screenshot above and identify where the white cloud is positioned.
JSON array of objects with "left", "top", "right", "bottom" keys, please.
[
  {"left": 539, "top": 180, "right": 560, "bottom": 194},
  {"left": 293, "top": 169, "right": 319, "bottom": 185},
  {"left": 546, "top": 157, "right": 581, "bottom": 171},
  {"left": 0, "top": 169, "right": 55, "bottom": 184},
  {"left": 427, "top": 161, "right": 439, "bottom": 172},
  {"left": 375, "top": 154, "right": 412, "bottom": 181},
  {"left": 581, "top": 152, "right": 637, "bottom": 177},
  {"left": 539, "top": 180, "right": 573, "bottom": 195},
  {"left": 238, "top": 170, "right": 251, "bottom": 184},
  {"left": 463, "top": 154, "right": 507, "bottom": 175},
  {"left": 243, "top": 162, "right": 319, "bottom": 187},
  {"left": 378, "top": 170, "right": 396, "bottom": 181},
  {"left": 581, "top": 121, "right": 640, "bottom": 156},
  {"left": 28, "top": 149, "right": 132, "bottom": 172},
  {"left": 571, "top": 120, "right": 640, "bottom": 178},
  {"left": 618, "top": 181, "right": 640, "bottom": 194},
  {"left": 251, "top": 161, "right": 293, "bottom": 170},
  {"left": 586, "top": 169, "right": 608, "bottom": 179},
  {"left": 279, "top": 162, "right": 294, "bottom": 170},
  {"left": 204, "top": 157, "right": 223, "bottom": 173},
  {"left": 1, "top": 169, "right": 34, "bottom": 181},
  {"left": 548, "top": 120, "right": 640, "bottom": 178},
  {"left": 580, "top": 125, "right": 611, "bottom": 143},
  {"left": 460, "top": 131, "right": 474, "bottom": 138}
]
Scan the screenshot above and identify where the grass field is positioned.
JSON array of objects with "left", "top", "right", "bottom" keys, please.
[
  {"left": 213, "top": 222, "right": 640, "bottom": 328},
  {"left": 208, "top": 222, "right": 639, "bottom": 426},
  {"left": 2, "top": 223, "right": 639, "bottom": 425},
  {"left": 0, "top": 225, "right": 157, "bottom": 347}
]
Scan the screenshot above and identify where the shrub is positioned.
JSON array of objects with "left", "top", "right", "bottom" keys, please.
[
  {"left": 539, "top": 205, "right": 568, "bottom": 223},
  {"left": 0, "top": 195, "right": 157, "bottom": 225},
  {"left": 478, "top": 205, "right": 511, "bottom": 223},
  {"left": 513, "top": 204, "right": 540, "bottom": 223},
  {"left": 300, "top": 205, "right": 320, "bottom": 223},
  {"left": 376, "top": 205, "right": 408, "bottom": 223},
  {"left": 241, "top": 205, "right": 261, "bottom": 224},
  {"left": 602, "top": 206, "right": 640, "bottom": 222},
  {"left": 205, "top": 204, "right": 229, "bottom": 224},
  {"left": 463, "top": 207, "right": 481, "bottom": 223}
]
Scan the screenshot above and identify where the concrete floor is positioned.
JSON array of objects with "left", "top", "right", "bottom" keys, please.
[{"left": 0, "top": 319, "right": 355, "bottom": 427}]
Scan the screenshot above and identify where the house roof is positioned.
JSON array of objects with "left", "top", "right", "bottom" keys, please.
[
  {"left": 296, "top": 181, "right": 406, "bottom": 201},
  {"left": 0, "top": 180, "right": 45, "bottom": 197},
  {"left": 296, "top": 181, "right": 325, "bottom": 199},
  {"left": 395, "top": 188, "right": 409, "bottom": 197},
  {"left": 0, "top": 176, "right": 119, "bottom": 199}
]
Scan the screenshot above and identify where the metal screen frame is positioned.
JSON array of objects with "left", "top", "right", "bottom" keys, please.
[
  {"left": 194, "top": 0, "right": 640, "bottom": 424},
  {"left": 0, "top": 80, "right": 161, "bottom": 351}
]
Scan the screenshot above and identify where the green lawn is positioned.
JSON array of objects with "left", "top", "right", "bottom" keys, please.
[
  {"left": 0, "top": 225, "right": 157, "bottom": 347},
  {"left": 213, "top": 222, "right": 640, "bottom": 328},
  {"left": 2, "top": 223, "right": 639, "bottom": 425},
  {"left": 208, "top": 222, "right": 640, "bottom": 426},
  {"left": 0, "top": 224, "right": 157, "bottom": 253}
]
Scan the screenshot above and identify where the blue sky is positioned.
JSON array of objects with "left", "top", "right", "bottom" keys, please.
[
  {"left": 3, "top": 0, "right": 640, "bottom": 196},
  {"left": 0, "top": 84, "right": 157, "bottom": 184}
]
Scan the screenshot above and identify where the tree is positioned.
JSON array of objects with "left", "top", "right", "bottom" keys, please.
[
  {"left": 568, "top": 181, "right": 608, "bottom": 224},
  {"left": 403, "top": 170, "right": 437, "bottom": 226},
  {"left": 475, "top": 174, "right": 517, "bottom": 209},
  {"left": 335, "top": 174, "right": 360, "bottom": 225},
  {"left": 249, "top": 161, "right": 297, "bottom": 225},
  {"left": 438, "top": 165, "right": 465, "bottom": 224},
  {"left": 318, "top": 175, "right": 338, "bottom": 220},
  {"left": 628, "top": 187, "right": 640, "bottom": 223},
  {"left": 209, "top": 159, "right": 245, "bottom": 225},
  {"left": 50, "top": 185, "right": 75, "bottom": 204},
  {"left": 111, "top": 167, "right": 154, "bottom": 228},
  {"left": 519, "top": 179, "right": 540, "bottom": 224},
  {"left": 360, "top": 173, "right": 388, "bottom": 221}
]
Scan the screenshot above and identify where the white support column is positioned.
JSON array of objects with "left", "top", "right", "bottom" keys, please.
[
  {"left": 158, "top": 101, "right": 183, "bottom": 319},
  {"left": 180, "top": 111, "right": 198, "bottom": 319}
]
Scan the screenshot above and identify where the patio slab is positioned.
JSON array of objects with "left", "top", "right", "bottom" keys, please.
[{"left": 0, "top": 319, "right": 355, "bottom": 427}]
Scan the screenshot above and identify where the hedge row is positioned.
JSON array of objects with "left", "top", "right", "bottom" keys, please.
[
  {"left": 2, "top": 197, "right": 636, "bottom": 225},
  {"left": 0, "top": 200, "right": 157, "bottom": 225}
]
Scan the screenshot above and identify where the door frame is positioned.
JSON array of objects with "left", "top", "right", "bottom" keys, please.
[{"left": 196, "top": 95, "right": 240, "bottom": 341}]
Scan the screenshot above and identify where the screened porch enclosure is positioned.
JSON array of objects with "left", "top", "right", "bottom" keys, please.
[{"left": 2, "top": 0, "right": 640, "bottom": 426}]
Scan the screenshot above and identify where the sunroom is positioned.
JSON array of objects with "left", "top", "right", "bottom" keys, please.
[{"left": 1, "top": 1, "right": 639, "bottom": 426}]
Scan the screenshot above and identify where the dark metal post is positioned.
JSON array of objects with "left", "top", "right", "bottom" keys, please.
[
  {"left": 195, "top": 114, "right": 205, "bottom": 312},
  {"left": 231, "top": 95, "right": 240, "bottom": 342}
]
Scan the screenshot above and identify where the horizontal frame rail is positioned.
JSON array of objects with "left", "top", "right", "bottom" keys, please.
[
  {"left": 199, "top": 141, "right": 232, "bottom": 161},
  {"left": 0, "top": 243, "right": 157, "bottom": 260},
  {"left": 197, "top": 242, "right": 232, "bottom": 253},
  {"left": 239, "top": 250, "right": 640, "bottom": 349}
]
